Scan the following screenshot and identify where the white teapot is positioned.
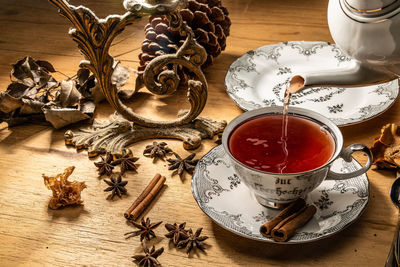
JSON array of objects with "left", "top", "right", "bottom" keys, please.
[{"left": 291, "top": 0, "right": 400, "bottom": 91}]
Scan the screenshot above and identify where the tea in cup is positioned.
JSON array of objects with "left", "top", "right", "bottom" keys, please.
[{"left": 222, "top": 106, "right": 372, "bottom": 208}]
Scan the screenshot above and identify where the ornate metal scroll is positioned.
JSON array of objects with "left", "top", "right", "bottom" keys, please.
[
  {"left": 49, "top": 0, "right": 226, "bottom": 157},
  {"left": 65, "top": 113, "right": 226, "bottom": 157}
]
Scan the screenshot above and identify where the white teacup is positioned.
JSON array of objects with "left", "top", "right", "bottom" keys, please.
[{"left": 222, "top": 106, "right": 372, "bottom": 209}]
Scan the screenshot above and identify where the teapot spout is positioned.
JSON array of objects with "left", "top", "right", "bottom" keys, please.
[{"left": 287, "top": 61, "right": 398, "bottom": 94}]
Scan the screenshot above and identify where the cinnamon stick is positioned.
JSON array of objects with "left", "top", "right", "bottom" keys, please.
[
  {"left": 130, "top": 175, "right": 166, "bottom": 221},
  {"left": 259, "top": 198, "right": 305, "bottom": 238},
  {"left": 124, "top": 173, "right": 163, "bottom": 220},
  {"left": 271, "top": 204, "right": 317, "bottom": 242}
]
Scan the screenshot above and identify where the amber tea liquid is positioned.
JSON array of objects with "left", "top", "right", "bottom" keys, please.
[{"left": 229, "top": 115, "right": 335, "bottom": 173}]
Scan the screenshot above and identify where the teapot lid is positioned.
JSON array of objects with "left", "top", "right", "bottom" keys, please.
[{"left": 345, "top": 0, "right": 399, "bottom": 13}]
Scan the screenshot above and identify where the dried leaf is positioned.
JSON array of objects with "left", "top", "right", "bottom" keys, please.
[
  {"left": 35, "top": 60, "right": 57, "bottom": 73},
  {"left": 75, "top": 68, "right": 97, "bottom": 100},
  {"left": 1, "top": 57, "right": 96, "bottom": 128},
  {"left": 0, "top": 93, "right": 22, "bottom": 113},
  {"left": 36, "top": 86, "right": 58, "bottom": 103},
  {"left": 11, "top": 57, "right": 35, "bottom": 82},
  {"left": 90, "top": 83, "right": 105, "bottom": 103},
  {"left": 6, "top": 82, "right": 29, "bottom": 98},
  {"left": 11, "top": 56, "right": 58, "bottom": 89},
  {"left": 88, "top": 83, "right": 135, "bottom": 103},
  {"left": 58, "top": 80, "right": 82, "bottom": 108},
  {"left": 77, "top": 68, "right": 90, "bottom": 86},
  {"left": 370, "top": 123, "right": 400, "bottom": 169},
  {"left": 24, "top": 87, "right": 38, "bottom": 99},
  {"left": 19, "top": 98, "right": 44, "bottom": 115},
  {"left": 80, "top": 101, "right": 95, "bottom": 116},
  {"left": 111, "top": 63, "right": 130, "bottom": 89},
  {"left": 112, "top": 63, "right": 138, "bottom": 100},
  {"left": 31, "top": 70, "right": 51, "bottom": 88},
  {"left": 43, "top": 107, "right": 91, "bottom": 129}
]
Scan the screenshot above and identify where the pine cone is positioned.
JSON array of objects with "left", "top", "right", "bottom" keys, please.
[
  {"left": 138, "top": 0, "right": 231, "bottom": 75},
  {"left": 138, "top": 16, "right": 182, "bottom": 73}
]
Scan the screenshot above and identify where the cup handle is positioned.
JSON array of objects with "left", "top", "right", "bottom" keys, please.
[{"left": 326, "top": 143, "right": 372, "bottom": 180}]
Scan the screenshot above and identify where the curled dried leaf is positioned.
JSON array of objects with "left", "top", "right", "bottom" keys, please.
[
  {"left": 370, "top": 123, "right": 400, "bottom": 169},
  {"left": 43, "top": 107, "right": 91, "bottom": 129},
  {"left": 58, "top": 80, "right": 82, "bottom": 108},
  {"left": 42, "top": 166, "right": 86, "bottom": 209},
  {"left": 112, "top": 64, "right": 130, "bottom": 89},
  {"left": 112, "top": 63, "right": 136, "bottom": 100},
  {"left": 0, "top": 93, "right": 22, "bottom": 113},
  {"left": 35, "top": 60, "right": 57, "bottom": 73},
  {"left": 76, "top": 68, "right": 97, "bottom": 99},
  {"left": 19, "top": 98, "right": 44, "bottom": 114},
  {"left": 6, "top": 82, "right": 29, "bottom": 98},
  {"left": 11, "top": 56, "right": 58, "bottom": 89}
]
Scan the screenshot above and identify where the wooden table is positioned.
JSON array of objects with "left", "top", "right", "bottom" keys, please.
[{"left": 0, "top": 0, "right": 397, "bottom": 266}]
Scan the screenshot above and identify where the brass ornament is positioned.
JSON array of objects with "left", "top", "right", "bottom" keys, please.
[
  {"left": 64, "top": 112, "right": 226, "bottom": 158},
  {"left": 49, "top": 0, "right": 226, "bottom": 157}
]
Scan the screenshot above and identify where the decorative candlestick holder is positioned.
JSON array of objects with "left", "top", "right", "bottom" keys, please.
[{"left": 49, "top": 0, "right": 226, "bottom": 157}]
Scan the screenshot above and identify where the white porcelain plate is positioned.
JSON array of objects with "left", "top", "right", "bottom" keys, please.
[
  {"left": 192, "top": 145, "right": 369, "bottom": 244},
  {"left": 225, "top": 41, "right": 399, "bottom": 126}
]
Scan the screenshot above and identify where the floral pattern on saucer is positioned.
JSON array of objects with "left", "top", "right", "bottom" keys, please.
[
  {"left": 225, "top": 41, "right": 399, "bottom": 126},
  {"left": 191, "top": 145, "right": 369, "bottom": 244}
]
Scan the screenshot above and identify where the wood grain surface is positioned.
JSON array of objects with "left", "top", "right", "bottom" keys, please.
[{"left": 0, "top": 0, "right": 397, "bottom": 266}]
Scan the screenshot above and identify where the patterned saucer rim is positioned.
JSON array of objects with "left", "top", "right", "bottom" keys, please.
[
  {"left": 191, "top": 145, "right": 370, "bottom": 244},
  {"left": 224, "top": 41, "right": 399, "bottom": 127}
]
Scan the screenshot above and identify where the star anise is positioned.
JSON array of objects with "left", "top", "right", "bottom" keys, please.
[
  {"left": 94, "top": 153, "right": 114, "bottom": 176},
  {"left": 177, "top": 228, "right": 208, "bottom": 254},
  {"left": 125, "top": 217, "right": 163, "bottom": 241},
  {"left": 143, "top": 141, "right": 173, "bottom": 160},
  {"left": 165, "top": 222, "right": 189, "bottom": 245},
  {"left": 104, "top": 175, "right": 128, "bottom": 199},
  {"left": 167, "top": 153, "right": 199, "bottom": 177},
  {"left": 112, "top": 154, "right": 139, "bottom": 174},
  {"left": 132, "top": 241, "right": 164, "bottom": 267}
]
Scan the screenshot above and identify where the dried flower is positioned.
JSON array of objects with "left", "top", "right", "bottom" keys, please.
[
  {"left": 104, "top": 175, "right": 128, "bottom": 199},
  {"left": 132, "top": 241, "right": 164, "bottom": 267},
  {"left": 43, "top": 166, "right": 86, "bottom": 209},
  {"left": 143, "top": 141, "right": 173, "bottom": 160},
  {"left": 94, "top": 153, "right": 114, "bottom": 176},
  {"left": 167, "top": 153, "right": 199, "bottom": 177},
  {"left": 177, "top": 228, "right": 208, "bottom": 254},
  {"left": 125, "top": 217, "right": 163, "bottom": 241},
  {"left": 165, "top": 222, "right": 188, "bottom": 245}
]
